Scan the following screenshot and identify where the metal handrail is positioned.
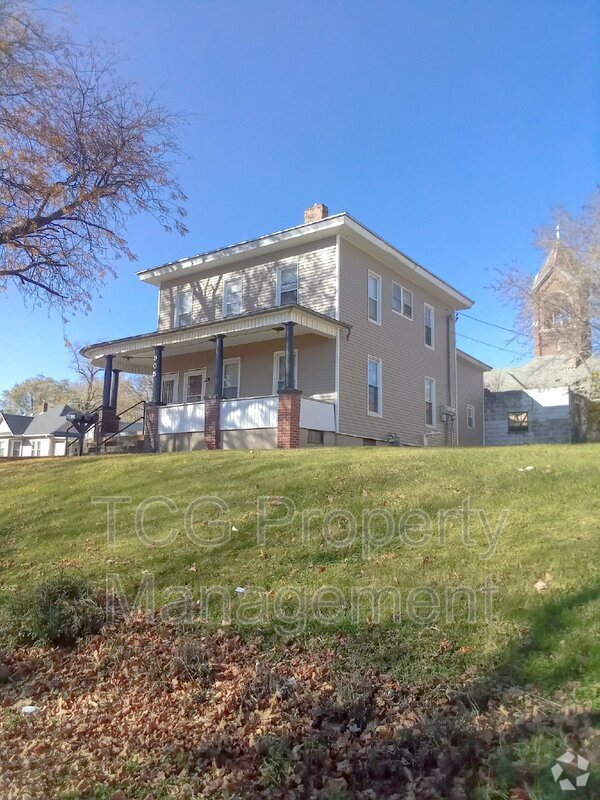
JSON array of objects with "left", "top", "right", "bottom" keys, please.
[{"left": 95, "top": 400, "right": 146, "bottom": 451}]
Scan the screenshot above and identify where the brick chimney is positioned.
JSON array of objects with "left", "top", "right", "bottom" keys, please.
[
  {"left": 304, "top": 203, "right": 328, "bottom": 224},
  {"left": 43, "top": 401, "right": 48, "bottom": 413}
]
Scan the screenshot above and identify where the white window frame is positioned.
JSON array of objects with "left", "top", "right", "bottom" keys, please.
[
  {"left": 367, "top": 355, "right": 383, "bottom": 417},
  {"left": 11, "top": 439, "right": 22, "bottom": 457},
  {"left": 175, "top": 289, "right": 193, "bottom": 327},
  {"left": 223, "top": 277, "right": 242, "bottom": 318},
  {"left": 466, "top": 404, "right": 475, "bottom": 430},
  {"left": 391, "top": 282, "right": 413, "bottom": 320},
  {"left": 272, "top": 350, "right": 298, "bottom": 394},
  {"left": 425, "top": 377, "right": 436, "bottom": 428},
  {"left": 183, "top": 368, "right": 207, "bottom": 404},
  {"left": 223, "top": 358, "right": 241, "bottom": 399},
  {"left": 402, "top": 287, "right": 414, "bottom": 320},
  {"left": 367, "top": 271, "right": 382, "bottom": 325},
  {"left": 276, "top": 263, "right": 299, "bottom": 306},
  {"left": 161, "top": 372, "right": 180, "bottom": 405},
  {"left": 0, "top": 441, "right": 5, "bottom": 457},
  {"left": 31, "top": 440, "right": 42, "bottom": 457},
  {"left": 424, "top": 303, "right": 435, "bottom": 349}
]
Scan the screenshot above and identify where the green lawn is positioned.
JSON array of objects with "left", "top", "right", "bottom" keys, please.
[
  {"left": 1, "top": 444, "right": 599, "bottom": 701},
  {"left": 1, "top": 444, "right": 600, "bottom": 798}
]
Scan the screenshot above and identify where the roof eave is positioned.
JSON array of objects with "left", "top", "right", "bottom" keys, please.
[
  {"left": 137, "top": 213, "right": 472, "bottom": 309},
  {"left": 456, "top": 349, "right": 493, "bottom": 371},
  {"left": 137, "top": 214, "right": 347, "bottom": 286}
]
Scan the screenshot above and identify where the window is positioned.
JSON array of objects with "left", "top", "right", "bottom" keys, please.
[
  {"left": 0, "top": 442, "right": 4, "bottom": 457},
  {"left": 223, "top": 359, "right": 240, "bottom": 399},
  {"left": 31, "top": 440, "right": 42, "bottom": 457},
  {"left": 367, "top": 356, "right": 382, "bottom": 416},
  {"left": 368, "top": 272, "right": 381, "bottom": 324},
  {"left": 392, "top": 283, "right": 413, "bottom": 320},
  {"left": 508, "top": 411, "right": 528, "bottom": 433},
  {"left": 11, "top": 440, "right": 22, "bottom": 457},
  {"left": 424, "top": 304, "right": 435, "bottom": 348},
  {"left": 403, "top": 288, "right": 413, "bottom": 319},
  {"left": 425, "top": 377, "right": 436, "bottom": 427},
  {"left": 277, "top": 264, "right": 298, "bottom": 306},
  {"left": 184, "top": 369, "right": 206, "bottom": 403},
  {"left": 223, "top": 278, "right": 242, "bottom": 317},
  {"left": 392, "top": 282, "right": 402, "bottom": 314},
  {"left": 175, "top": 290, "right": 192, "bottom": 327},
  {"left": 161, "top": 373, "right": 179, "bottom": 405},
  {"left": 307, "top": 429, "right": 324, "bottom": 445},
  {"left": 466, "top": 404, "right": 475, "bottom": 430},
  {"left": 273, "top": 350, "right": 298, "bottom": 393}
]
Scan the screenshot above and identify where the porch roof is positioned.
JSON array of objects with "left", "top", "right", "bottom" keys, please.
[{"left": 81, "top": 304, "right": 350, "bottom": 373}]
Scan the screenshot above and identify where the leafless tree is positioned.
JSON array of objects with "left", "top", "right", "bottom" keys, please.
[
  {"left": 0, "top": 2, "right": 187, "bottom": 314},
  {"left": 66, "top": 340, "right": 102, "bottom": 411}
]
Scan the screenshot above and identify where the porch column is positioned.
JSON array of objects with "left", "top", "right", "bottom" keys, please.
[
  {"left": 213, "top": 333, "right": 225, "bottom": 399},
  {"left": 102, "top": 355, "right": 114, "bottom": 409},
  {"left": 284, "top": 321, "right": 296, "bottom": 389},
  {"left": 278, "top": 322, "right": 301, "bottom": 448},
  {"left": 152, "top": 346, "right": 164, "bottom": 405},
  {"left": 145, "top": 345, "right": 164, "bottom": 453},
  {"left": 205, "top": 334, "right": 225, "bottom": 450},
  {"left": 109, "top": 369, "right": 121, "bottom": 411}
]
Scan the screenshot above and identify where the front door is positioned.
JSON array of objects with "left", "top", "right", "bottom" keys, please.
[{"left": 184, "top": 368, "right": 207, "bottom": 403}]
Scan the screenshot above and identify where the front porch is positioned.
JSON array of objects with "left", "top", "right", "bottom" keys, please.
[{"left": 82, "top": 305, "right": 348, "bottom": 451}]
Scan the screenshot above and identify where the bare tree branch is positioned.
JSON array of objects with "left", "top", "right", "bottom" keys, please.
[{"left": 0, "top": 1, "right": 188, "bottom": 315}]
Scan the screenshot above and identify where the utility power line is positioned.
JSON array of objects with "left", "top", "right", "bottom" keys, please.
[
  {"left": 457, "top": 312, "right": 525, "bottom": 337},
  {"left": 457, "top": 332, "right": 530, "bottom": 357}
]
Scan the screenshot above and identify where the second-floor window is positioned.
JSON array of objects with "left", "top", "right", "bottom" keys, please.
[
  {"left": 392, "top": 283, "right": 414, "bottom": 320},
  {"left": 368, "top": 272, "right": 381, "bottom": 324},
  {"left": 223, "top": 278, "right": 242, "bottom": 317},
  {"left": 175, "top": 290, "right": 192, "bottom": 327},
  {"left": 277, "top": 264, "right": 298, "bottom": 305},
  {"left": 424, "top": 303, "right": 435, "bottom": 348},
  {"left": 425, "top": 377, "right": 436, "bottom": 426}
]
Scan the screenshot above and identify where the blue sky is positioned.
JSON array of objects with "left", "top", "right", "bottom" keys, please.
[{"left": 1, "top": 0, "right": 598, "bottom": 391}]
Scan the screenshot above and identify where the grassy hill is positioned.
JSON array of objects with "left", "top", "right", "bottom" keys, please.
[
  {"left": 1, "top": 444, "right": 599, "bottom": 799},
  {"left": 1, "top": 444, "right": 599, "bottom": 700}
]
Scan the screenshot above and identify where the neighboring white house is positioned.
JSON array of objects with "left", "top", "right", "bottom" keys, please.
[{"left": 0, "top": 405, "right": 79, "bottom": 458}]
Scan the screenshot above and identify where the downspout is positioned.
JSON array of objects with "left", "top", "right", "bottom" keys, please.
[
  {"left": 447, "top": 312, "right": 456, "bottom": 446},
  {"left": 454, "top": 311, "right": 459, "bottom": 447}
]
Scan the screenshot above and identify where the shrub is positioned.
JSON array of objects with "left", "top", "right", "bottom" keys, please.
[{"left": 1, "top": 575, "right": 105, "bottom": 646}]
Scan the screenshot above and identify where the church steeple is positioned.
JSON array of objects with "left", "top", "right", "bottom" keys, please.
[{"left": 531, "top": 238, "right": 591, "bottom": 359}]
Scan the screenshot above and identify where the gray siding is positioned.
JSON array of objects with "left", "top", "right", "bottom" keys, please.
[
  {"left": 158, "top": 238, "right": 337, "bottom": 331},
  {"left": 484, "top": 390, "right": 572, "bottom": 446},
  {"left": 338, "top": 238, "right": 457, "bottom": 445},
  {"left": 457, "top": 357, "right": 485, "bottom": 446}
]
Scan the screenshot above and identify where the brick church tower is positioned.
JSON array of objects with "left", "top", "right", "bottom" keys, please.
[{"left": 531, "top": 227, "right": 591, "bottom": 359}]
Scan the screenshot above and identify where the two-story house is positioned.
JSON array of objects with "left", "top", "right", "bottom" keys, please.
[{"left": 82, "top": 204, "right": 488, "bottom": 450}]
